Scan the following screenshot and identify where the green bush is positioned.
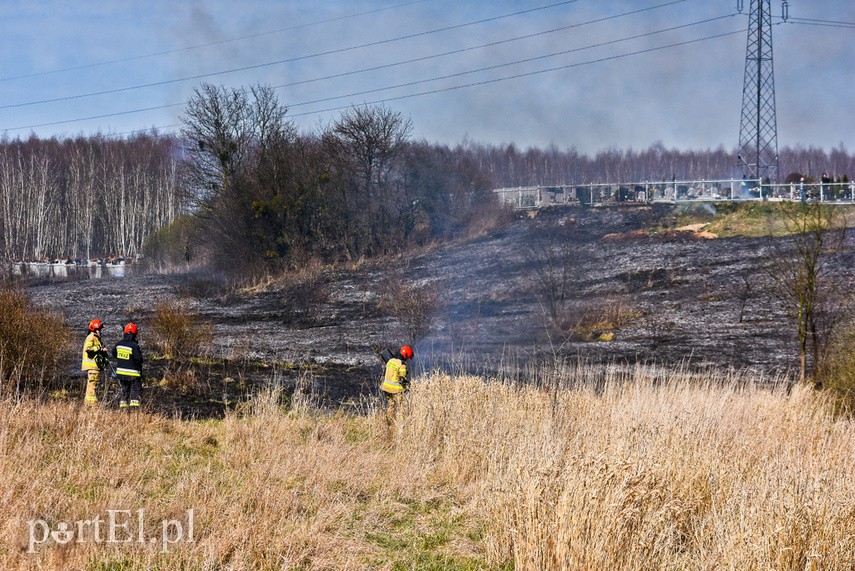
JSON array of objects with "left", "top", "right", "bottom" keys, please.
[{"left": 0, "top": 287, "right": 68, "bottom": 393}]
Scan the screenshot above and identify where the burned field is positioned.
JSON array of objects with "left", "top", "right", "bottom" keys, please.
[
  {"left": 29, "top": 204, "right": 840, "bottom": 417},
  {"left": 413, "top": 205, "right": 798, "bottom": 376}
]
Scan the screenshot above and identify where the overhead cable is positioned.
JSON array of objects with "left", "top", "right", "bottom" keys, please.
[
  {"left": 1, "top": 25, "right": 745, "bottom": 133},
  {"left": 785, "top": 17, "right": 855, "bottom": 29},
  {"left": 0, "top": 0, "right": 580, "bottom": 109},
  {"left": 271, "top": 0, "right": 692, "bottom": 91},
  {"left": 287, "top": 28, "right": 749, "bottom": 119},
  {"left": 287, "top": 13, "right": 738, "bottom": 109},
  {"left": 0, "top": 0, "right": 433, "bottom": 82}
]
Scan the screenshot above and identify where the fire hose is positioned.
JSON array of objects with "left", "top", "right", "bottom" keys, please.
[{"left": 94, "top": 352, "right": 117, "bottom": 403}]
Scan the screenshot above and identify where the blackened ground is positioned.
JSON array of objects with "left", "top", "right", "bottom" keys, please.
[{"left": 29, "top": 204, "right": 846, "bottom": 417}]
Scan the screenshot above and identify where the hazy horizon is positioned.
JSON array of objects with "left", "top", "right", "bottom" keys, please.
[{"left": 0, "top": 1, "right": 851, "bottom": 154}]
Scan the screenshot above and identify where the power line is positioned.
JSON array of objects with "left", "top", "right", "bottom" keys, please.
[
  {"left": 271, "top": 0, "right": 691, "bottom": 91},
  {"left": 286, "top": 28, "right": 749, "bottom": 119},
  {"left": 0, "top": 0, "right": 580, "bottom": 110},
  {"left": 2, "top": 25, "right": 745, "bottom": 134},
  {"left": 2, "top": 104, "right": 183, "bottom": 132},
  {"left": 0, "top": 0, "right": 433, "bottom": 82},
  {"left": 78, "top": 10, "right": 855, "bottom": 141},
  {"left": 0, "top": 0, "right": 696, "bottom": 130},
  {"left": 785, "top": 17, "right": 855, "bottom": 29},
  {"left": 287, "top": 14, "right": 738, "bottom": 109}
]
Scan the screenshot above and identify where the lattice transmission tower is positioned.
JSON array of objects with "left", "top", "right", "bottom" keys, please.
[{"left": 736, "top": 0, "right": 785, "bottom": 183}]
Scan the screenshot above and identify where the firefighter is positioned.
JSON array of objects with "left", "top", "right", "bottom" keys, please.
[
  {"left": 113, "top": 323, "right": 144, "bottom": 410},
  {"left": 380, "top": 345, "right": 414, "bottom": 426},
  {"left": 81, "top": 319, "right": 108, "bottom": 406}
]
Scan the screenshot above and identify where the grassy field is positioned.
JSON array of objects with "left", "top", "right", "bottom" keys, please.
[
  {"left": 1, "top": 366, "right": 853, "bottom": 570},
  {"left": 667, "top": 201, "right": 855, "bottom": 238}
]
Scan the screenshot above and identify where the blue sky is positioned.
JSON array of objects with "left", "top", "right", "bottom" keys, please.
[{"left": 0, "top": 0, "right": 851, "bottom": 154}]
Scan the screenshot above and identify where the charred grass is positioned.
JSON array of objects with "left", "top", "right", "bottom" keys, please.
[
  {"left": 3, "top": 366, "right": 853, "bottom": 570},
  {"left": 8, "top": 205, "right": 855, "bottom": 568}
]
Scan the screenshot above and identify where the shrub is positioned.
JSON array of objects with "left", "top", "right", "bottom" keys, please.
[
  {"left": 819, "top": 326, "right": 855, "bottom": 415},
  {"left": 557, "top": 297, "right": 639, "bottom": 341},
  {"left": 236, "top": 263, "right": 330, "bottom": 325},
  {"left": 377, "top": 279, "right": 441, "bottom": 343},
  {"left": 149, "top": 299, "right": 213, "bottom": 358},
  {"left": 161, "top": 366, "right": 206, "bottom": 396},
  {"left": 175, "top": 272, "right": 231, "bottom": 300},
  {"left": 275, "top": 264, "right": 330, "bottom": 324},
  {"left": 0, "top": 286, "right": 69, "bottom": 393}
]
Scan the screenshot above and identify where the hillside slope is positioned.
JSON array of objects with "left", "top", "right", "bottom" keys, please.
[
  {"left": 29, "top": 204, "right": 846, "bottom": 411},
  {"left": 412, "top": 205, "right": 798, "bottom": 376}
]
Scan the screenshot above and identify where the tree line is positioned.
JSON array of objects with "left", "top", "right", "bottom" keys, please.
[
  {"left": 1, "top": 82, "right": 852, "bottom": 272},
  {"left": 154, "top": 83, "right": 503, "bottom": 275},
  {"left": 0, "top": 134, "right": 181, "bottom": 262},
  {"left": 475, "top": 141, "right": 854, "bottom": 187}
]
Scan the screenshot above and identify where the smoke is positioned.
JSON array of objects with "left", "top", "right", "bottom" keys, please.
[
  {"left": 697, "top": 202, "right": 717, "bottom": 216},
  {"left": 406, "top": 211, "right": 588, "bottom": 376}
]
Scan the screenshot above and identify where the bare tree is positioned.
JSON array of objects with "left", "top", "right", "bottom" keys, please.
[
  {"left": 323, "top": 105, "right": 412, "bottom": 258},
  {"left": 180, "top": 83, "right": 296, "bottom": 272},
  {"left": 0, "top": 135, "right": 184, "bottom": 263},
  {"left": 526, "top": 239, "right": 573, "bottom": 321},
  {"left": 0, "top": 146, "right": 29, "bottom": 260},
  {"left": 766, "top": 203, "right": 849, "bottom": 383},
  {"left": 329, "top": 105, "right": 411, "bottom": 198},
  {"left": 67, "top": 140, "right": 101, "bottom": 260},
  {"left": 181, "top": 83, "right": 292, "bottom": 206}
]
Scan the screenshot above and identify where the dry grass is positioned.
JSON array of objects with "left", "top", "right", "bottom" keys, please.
[
  {"left": 376, "top": 280, "right": 442, "bottom": 343},
  {"left": 556, "top": 297, "right": 640, "bottom": 341},
  {"left": 403, "top": 369, "right": 855, "bottom": 570},
  {"left": 820, "top": 326, "right": 855, "bottom": 415},
  {"left": 148, "top": 299, "right": 213, "bottom": 359},
  {"left": 670, "top": 202, "right": 855, "bottom": 239},
  {"left": 0, "top": 286, "right": 69, "bottom": 395},
  {"left": 1, "top": 367, "right": 853, "bottom": 570}
]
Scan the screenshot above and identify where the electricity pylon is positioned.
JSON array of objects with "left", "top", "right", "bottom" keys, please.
[{"left": 736, "top": 0, "right": 781, "bottom": 183}]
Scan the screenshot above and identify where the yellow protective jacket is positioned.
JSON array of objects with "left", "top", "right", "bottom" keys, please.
[
  {"left": 81, "top": 332, "right": 104, "bottom": 371},
  {"left": 381, "top": 358, "right": 408, "bottom": 394}
]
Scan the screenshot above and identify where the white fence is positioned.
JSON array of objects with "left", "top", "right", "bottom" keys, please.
[
  {"left": 9, "top": 260, "right": 129, "bottom": 279},
  {"left": 495, "top": 180, "right": 855, "bottom": 209}
]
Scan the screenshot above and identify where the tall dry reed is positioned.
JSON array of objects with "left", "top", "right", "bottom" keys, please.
[
  {"left": 0, "top": 365, "right": 852, "bottom": 570},
  {"left": 399, "top": 366, "right": 855, "bottom": 569}
]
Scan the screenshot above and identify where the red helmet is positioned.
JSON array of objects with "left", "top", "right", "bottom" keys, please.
[
  {"left": 124, "top": 323, "right": 138, "bottom": 335},
  {"left": 400, "top": 345, "right": 414, "bottom": 360},
  {"left": 88, "top": 319, "right": 103, "bottom": 332}
]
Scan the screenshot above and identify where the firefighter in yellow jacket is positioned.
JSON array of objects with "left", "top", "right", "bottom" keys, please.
[
  {"left": 81, "top": 319, "right": 109, "bottom": 406},
  {"left": 380, "top": 345, "right": 413, "bottom": 425}
]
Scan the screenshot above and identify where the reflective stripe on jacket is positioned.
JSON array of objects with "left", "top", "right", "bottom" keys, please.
[
  {"left": 113, "top": 335, "right": 143, "bottom": 379},
  {"left": 81, "top": 332, "right": 103, "bottom": 371},
  {"left": 381, "top": 358, "right": 407, "bottom": 394},
  {"left": 116, "top": 367, "right": 141, "bottom": 377}
]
